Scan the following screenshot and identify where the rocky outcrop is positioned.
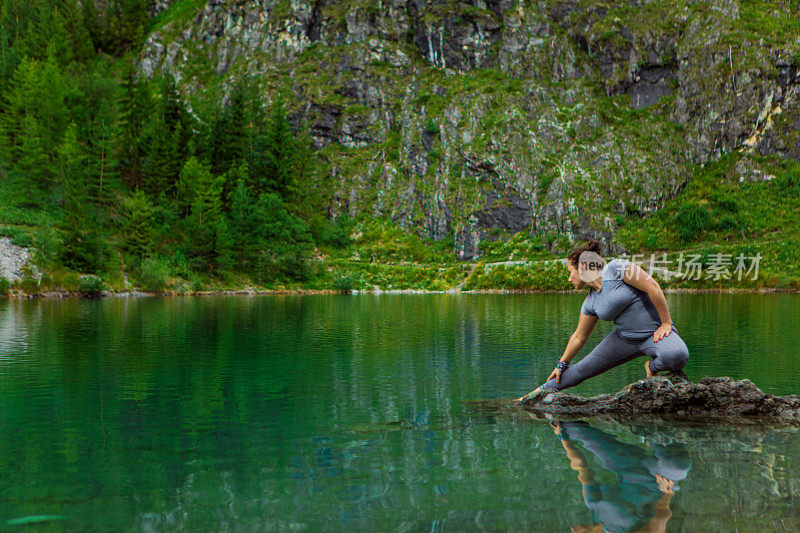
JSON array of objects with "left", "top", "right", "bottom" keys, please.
[
  {"left": 150, "top": 0, "right": 178, "bottom": 17},
  {"left": 136, "top": 1, "right": 800, "bottom": 259},
  {"left": 520, "top": 375, "right": 800, "bottom": 424},
  {"left": 0, "top": 237, "right": 38, "bottom": 282}
]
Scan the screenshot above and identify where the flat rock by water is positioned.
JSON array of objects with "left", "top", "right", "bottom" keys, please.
[{"left": 519, "top": 374, "right": 800, "bottom": 424}]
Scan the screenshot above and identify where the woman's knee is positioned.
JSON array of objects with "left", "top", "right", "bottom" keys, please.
[
  {"left": 659, "top": 339, "right": 689, "bottom": 371},
  {"left": 671, "top": 345, "right": 689, "bottom": 369}
]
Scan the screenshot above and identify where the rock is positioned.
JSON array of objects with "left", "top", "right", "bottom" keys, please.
[
  {"left": 520, "top": 374, "right": 800, "bottom": 424},
  {"left": 149, "top": 0, "right": 178, "bottom": 17},
  {"left": 0, "top": 237, "right": 38, "bottom": 282}
]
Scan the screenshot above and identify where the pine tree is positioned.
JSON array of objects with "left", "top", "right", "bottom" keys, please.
[
  {"left": 227, "top": 176, "right": 259, "bottom": 270},
  {"left": 107, "top": 0, "right": 148, "bottom": 55},
  {"left": 81, "top": 0, "right": 102, "bottom": 52},
  {"left": 168, "top": 75, "right": 198, "bottom": 180},
  {"left": 177, "top": 156, "right": 209, "bottom": 216},
  {"left": 61, "top": 0, "right": 94, "bottom": 63},
  {"left": 36, "top": 52, "right": 70, "bottom": 149},
  {"left": 290, "top": 130, "right": 321, "bottom": 217},
  {"left": 214, "top": 218, "right": 234, "bottom": 272},
  {"left": 143, "top": 117, "right": 179, "bottom": 195},
  {"left": 1, "top": 57, "right": 39, "bottom": 165},
  {"left": 190, "top": 173, "right": 224, "bottom": 230},
  {"left": 0, "top": 5, "right": 23, "bottom": 97},
  {"left": 160, "top": 74, "right": 183, "bottom": 129},
  {"left": 78, "top": 68, "right": 119, "bottom": 207},
  {"left": 0, "top": 55, "right": 68, "bottom": 200},
  {"left": 16, "top": 2, "right": 62, "bottom": 62},
  {"left": 255, "top": 192, "right": 313, "bottom": 281},
  {"left": 180, "top": 157, "right": 227, "bottom": 269},
  {"left": 16, "top": 114, "right": 52, "bottom": 195},
  {"left": 122, "top": 189, "right": 155, "bottom": 261},
  {"left": 58, "top": 122, "right": 86, "bottom": 198},
  {"left": 143, "top": 75, "right": 188, "bottom": 196},
  {"left": 253, "top": 96, "right": 295, "bottom": 197},
  {"left": 117, "top": 60, "right": 150, "bottom": 188},
  {"left": 188, "top": 174, "right": 226, "bottom": 268},
  {"left": 210, "top": 82, "right": 249, "bottom": 177},
  {"left": 59, "top": 123, "right": 106, "bottom": 273}
]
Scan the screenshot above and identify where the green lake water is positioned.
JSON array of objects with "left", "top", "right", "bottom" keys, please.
[{"left": 1, "top": 294, "right": 799, "bottom": 531}]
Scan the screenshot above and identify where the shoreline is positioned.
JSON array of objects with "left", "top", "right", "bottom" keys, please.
[{"left": 3, "top": 286, "right": 800, "bottom": 299}]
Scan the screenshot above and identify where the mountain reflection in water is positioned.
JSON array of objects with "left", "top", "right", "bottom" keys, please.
[{"left": 1, "top": 295, "right": 800, "bottom": 531}]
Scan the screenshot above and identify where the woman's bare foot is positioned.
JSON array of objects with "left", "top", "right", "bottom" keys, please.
[{"left": 644, "top": 360, "right": 655, "bottom": 378}]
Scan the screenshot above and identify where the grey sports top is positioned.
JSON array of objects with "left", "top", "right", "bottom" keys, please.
[{"left": 580, "top": 258, "right": 664, "bottom": 340}]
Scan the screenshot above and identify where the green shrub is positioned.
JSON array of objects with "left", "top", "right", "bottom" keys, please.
[
  {"left": 10, "top": 231, "right": 33, "bottom": 247},
  {"left": 715, "top": 215, "right": 738, "bottom": 231},
  {"left": 674, "top": 203, "right": 712, "bottom": 242},
  {"left": 317, "top": 216, "right": 352, "bottom": 249},
  {"left": 257, "top": 243, "right": 314, "bottom": 283},
  {"left": 190, "top": 276, "right": 204, "bottom": 292},
  {"left": 776, "top": 170, "right": 800, "bottom": 195},
  {"left": 423, "top": 119, "right": 439, "bottom": 135},
  {"left": 18, "top": 276, "right": 40, "bottom": 294},
  {"left": 169, "top": 251, "right": 193, "bottom": 278},
  {"left": 78, "top": 275, "right": 105, "bottom": 297},
  {"left": 137, "top": 258, "right": 170, "bottom": 291},
  {"left": 0, "top": 277, "right": 10, "bottom": 296},
  {"left": 61, "top": 229, "right": 110, "bottom": 274},
  {"left": 712, "top": 195, "right": 740, "bottom": 213},
  {"left": 644, "top": 233, "right": 660, "bottom": 250},
  {"left": 335, "top": 273, "right": 359, "bottom": 294},
  {"left": 33, "top": 225, "right": 62, "bottom": 267},
  {"left": 0, "top": 226, "right": 34, "bottom": 247}
]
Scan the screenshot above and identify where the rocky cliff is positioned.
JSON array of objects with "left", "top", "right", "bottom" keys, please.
[{"left": 138, "top": 0, "right": 800, "bottom": 259}]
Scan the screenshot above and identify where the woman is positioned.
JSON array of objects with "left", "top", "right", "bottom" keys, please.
[
  {"left": 520, "top": 240, "right": 689, "bottom": 398},
  {"left": 551, "top": 419, "right": 690, "bottom": 533}
]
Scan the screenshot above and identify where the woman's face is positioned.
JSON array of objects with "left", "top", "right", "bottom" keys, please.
[{"left": 567, "top": 262, "right": 585, "bottom": 290}]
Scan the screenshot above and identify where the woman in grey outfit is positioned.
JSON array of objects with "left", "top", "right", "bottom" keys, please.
[{"left": 519, "top": 240, "right": 689, "bottom": 398}]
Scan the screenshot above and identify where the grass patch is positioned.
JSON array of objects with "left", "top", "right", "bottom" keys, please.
[{"left": 149, "top": 0, "right": 207, "bottom": 33}]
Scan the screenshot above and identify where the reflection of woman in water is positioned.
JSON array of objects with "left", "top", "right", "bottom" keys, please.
[
  {"left": 520, "top": 240, "right": 689, "bottom": 399},
  {"left": 552, "top": 420, "right": 691, "bottom": 533}
]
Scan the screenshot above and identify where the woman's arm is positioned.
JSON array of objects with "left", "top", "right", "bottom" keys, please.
[
  {"left": 545, "top": 313, "right": 599, "bottom": 384},
  {"left": 552, "top": 422, "right": 597, "bottom": 485},
  {"left": 622, "top": 261, "right": 673, "bottom": 342},
  {"left": 635, "top": 489, "right": 674, "bottom": 533}
]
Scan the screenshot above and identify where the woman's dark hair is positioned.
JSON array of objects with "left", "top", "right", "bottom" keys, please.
[{"left": 567, "top": 240, "right": 602, "bottom": 267}]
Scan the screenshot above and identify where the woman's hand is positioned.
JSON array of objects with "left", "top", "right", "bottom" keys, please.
[
  {"left": 653, "top": 323, "right": 672, "bottom": 343},
  {"left": 547, "top": 367, "right": 563, "bottom": 384},
  {"left": 655, "top": 474, "right": 676, "bottom": 494}
]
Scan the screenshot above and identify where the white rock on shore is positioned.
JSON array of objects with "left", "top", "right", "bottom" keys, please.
[{"left": 0, "top": 237, "right": 38, "bottom": 282}]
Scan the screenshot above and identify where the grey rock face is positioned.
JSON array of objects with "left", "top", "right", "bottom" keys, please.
[
  {"left": 0, "top": 237, "right": 38, "bottom": 282},
  {"left": 137, "top": 1, "right": 800, "bottom": 259},
  {"left": 150, "top": 0, "right": 178, "bottom": 16}
]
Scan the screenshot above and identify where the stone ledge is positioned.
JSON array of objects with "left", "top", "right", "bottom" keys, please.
[{"left": 519, "top": 374, "right": 800, "bottom": 423}]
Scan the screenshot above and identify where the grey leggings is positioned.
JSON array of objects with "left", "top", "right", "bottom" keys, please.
[{"left": 539, "top": 325, "right": 689, "bottom": 391}]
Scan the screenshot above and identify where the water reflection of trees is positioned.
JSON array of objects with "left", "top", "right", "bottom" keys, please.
[{"left": 0, "top": 296, "right": 799, "bottom": 530}]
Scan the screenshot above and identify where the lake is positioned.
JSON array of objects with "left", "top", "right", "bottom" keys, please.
[{"left": 0, "top": 294, "right": 799, "bottom": 531}]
